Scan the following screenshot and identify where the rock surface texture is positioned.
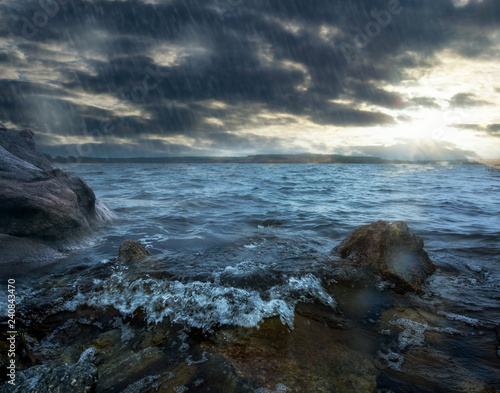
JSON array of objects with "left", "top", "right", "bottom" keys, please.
[
  {"left": 0, "top": 361, "right": 97, "bottom": 393},
  {"left": 118, "top": 240, "right": 152, "bottom": 264},
  {"left": 333, "top": 220, "right": 436, "bottom": 292},
  {"left": 0, "top": 128, "right": 112, "bottom": 267}
]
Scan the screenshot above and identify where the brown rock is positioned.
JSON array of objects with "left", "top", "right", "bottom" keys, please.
[
  {"left": 333, "top": 220, "right": 436, "bottom": 292},
  {"left": 119, "top": 240, "right": 151, "bottom": 264},
  {"left": 203, "top": 315, "right": 377, "bottom": 392}
]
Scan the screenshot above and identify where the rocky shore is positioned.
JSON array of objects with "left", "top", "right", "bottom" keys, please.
[{"left": 1, "top": 225, "right": 499, "bottom": 392}]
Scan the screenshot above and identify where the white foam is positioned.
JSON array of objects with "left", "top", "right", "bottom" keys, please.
[
  {"left": 63, "top": 273, "right": 336, "bottom": 331},
  {"left": 256, "top": 383, "right": 292, "bottom": 393},
  {"left": 441, "top": 312, "right": 480, "bottom": 327},
  {"left": 78, "top": 347, "right": 97, "bottom": 363},
  {"left": 390, "top": 318, "right": 427, "bottom": 350},
  {"left": 376, "top": 347, "right": 405, "bottom": 371},
  {"left": 122, "top": 375, "right": 161, "bottom": 393},
  {"left": 95, "top": 198, "right": 117, "bottom": 222}
]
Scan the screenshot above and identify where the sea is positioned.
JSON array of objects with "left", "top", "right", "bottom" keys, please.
[{"left": 4, "top": 163, "right": 500, "bottom": 391}]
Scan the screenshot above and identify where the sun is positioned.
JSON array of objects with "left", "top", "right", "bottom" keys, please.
[{"left": 399, "top": 108, "right": 464, "bottom": 141}]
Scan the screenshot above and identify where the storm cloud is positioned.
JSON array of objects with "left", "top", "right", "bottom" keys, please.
[{"left": 0, "top": 0, "right": 499, "bottom": 157}]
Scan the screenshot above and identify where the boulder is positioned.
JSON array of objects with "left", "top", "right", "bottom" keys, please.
[
  {"left": 119, "top": 240, "right": 151, "bottom": 264},
  {"left": 333, "top": 220, "right": 435, "bottom": 292},
  {"left": 0, "top": 128, "right": 113, "bottom": 244}
]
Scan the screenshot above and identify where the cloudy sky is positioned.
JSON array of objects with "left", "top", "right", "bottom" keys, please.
[{"left": 1, "top": 0, "right": 499, "bottom": 159}]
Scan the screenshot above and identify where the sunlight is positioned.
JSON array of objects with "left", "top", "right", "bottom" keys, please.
[{"left": 401, "top": 109, "right": 463, "bottom": 141}]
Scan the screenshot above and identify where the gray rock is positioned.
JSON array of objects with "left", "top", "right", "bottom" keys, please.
[
  {"left": 333, "top": 220, "right": 436, "bottom": 292},
  {"left": 0, "top": 128, "right": 113, "bottom": 243},
  {"left": 0, "top": 361, "right": 97, "bottom": 393}
]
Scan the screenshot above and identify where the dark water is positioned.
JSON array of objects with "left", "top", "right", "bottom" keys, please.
[
  {"left": 13, "top": 163, "right": 500, "bottom": 328},
  {"left": 4, "top": 163, "right": 500, "bottom": 391}
]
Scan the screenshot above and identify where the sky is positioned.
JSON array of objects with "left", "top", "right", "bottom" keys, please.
[{"left": 0, "top": 0, "right": 499, "bottom": 160}]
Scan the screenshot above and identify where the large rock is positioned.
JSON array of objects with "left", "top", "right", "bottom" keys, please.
[
  {"left": 0, "top": 128, "right": 112, "bottom": 244},
  {"left": 333, "top": 220, "right": 435, "bottom": 292}
]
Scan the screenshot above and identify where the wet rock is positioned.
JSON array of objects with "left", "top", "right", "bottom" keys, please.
[
  {"left": 295, "top": 302, "right": 352, "bottom": 330},
  {"left": 118, "top": 240, "right": 152, "bottom": 264},
  {"left": 131, "top": 320, "right": 173, "bottom": 350},
  {"left": 384, "top": 346, "right": 495, "bottom": 393},
  {"left": 333, "top": 220, "right": 436, "bottom": 292},
  {"left": 87, "top": 329, "right": 122, "bottom": 362},
  {"left": 199, "top": 353, "right": 261, "bottom": 393},
  {"left": 78, "top": 347, "right": 98, "bottom": 364},
  {"left": 0, "top": 360, "right": 97, "bottom": 393},
  {"left": 147, "top": 362, "right": 197, "bottom": 393},
  {"left": 378, "top": 308, "right": 448, "bottom": 350},
  {"left": 260, "top": 219, "right": 282, "bottom": 227},
  {"left": 97, "top": 347, "right": 164, "bottom": 392},
  {"left": 0, "top": 234, "right": 65, "bottom": 271},
  {"left": 203, "top": 315, "right": 377, "bottom": 392},
  {"left": 0, "top": 128, "right": 113, "bottom": 246}
]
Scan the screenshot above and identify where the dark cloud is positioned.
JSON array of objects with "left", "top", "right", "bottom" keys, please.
[
  {"left": 453, "top": 123, "right": 500, "bottom": 138},
  {"left": 348, "top": 82, "right": 405, "bottom": 108},
  {"left": 408, "top": 97, "right": 441, "bottom": 109},
  {"left": 453, "top": 123, "right": 484, "bottom": 131},
  {"left": 449, "top": 93, "right": 491, "bottom": 108},
  {"left": 0, "top": 0, "right": 499, "bottom": 156},
  {"left": 487, "top": 124, "right": 500, "bottom": 136},
  {"left": 307, "top": 103, "right": 396, "bottom": 127},
  {"left": 397, "top": 115, "right": 412, "bottom": 122}
]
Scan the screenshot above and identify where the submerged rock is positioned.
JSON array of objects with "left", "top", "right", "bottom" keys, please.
[
  {"left": 0, "top": 128, "right": 113, "bottom": 245},
  {"left": 333, "top": 220, "right": 436, "bottom": 292},
  {"left": 0, "top": 360, "right": 97, "bottom": 393},
  {"left": 260, "top": 219, "right": 282, "bottom": 227},
  {"left": 118, "top": 240, "right": 152, "bottom": 264}
]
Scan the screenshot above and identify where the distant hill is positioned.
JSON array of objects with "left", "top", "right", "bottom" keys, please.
[{"left": 45, "top": 153, "right": 482, "bottom": 165}]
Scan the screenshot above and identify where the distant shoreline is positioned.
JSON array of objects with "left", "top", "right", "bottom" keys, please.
[{"left": 44, "top": 153, "right": 485, "bottom": 165}]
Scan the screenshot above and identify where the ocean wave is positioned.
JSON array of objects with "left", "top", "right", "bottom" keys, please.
[{"left": 62, "top": 273, "right": 336, "bottom": 331}]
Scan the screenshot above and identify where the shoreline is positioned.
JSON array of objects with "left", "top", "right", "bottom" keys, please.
[{"left": 45, "top": 154, "right": 485, "bottom": 165}]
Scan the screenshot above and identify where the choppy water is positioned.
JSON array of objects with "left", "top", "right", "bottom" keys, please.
[{"left": 11, "top": 163, "right": 500, "bottom": 329}]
